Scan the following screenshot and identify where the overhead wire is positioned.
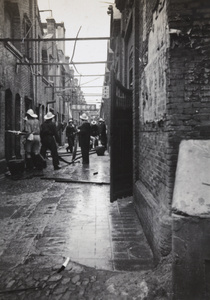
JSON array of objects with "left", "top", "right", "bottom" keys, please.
[
  {"left": 70, "top": 26, "right": 83, "bottom": 77},
  {"left": 81, "top": 77, "right": 102, "bottom": 86}
]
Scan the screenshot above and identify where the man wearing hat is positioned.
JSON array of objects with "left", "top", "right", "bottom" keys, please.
[
  {"left": 78, "top": 113, "right": 91, "bottom": 164},
  {"left": 66, "top": 119, "right": 77, "bottom": 153},
  {"left": 40, "top": 112, "right": 61, "bottom": 170},
  {"left": 25, "top": 109, "right": 41, "bottom": 171}
]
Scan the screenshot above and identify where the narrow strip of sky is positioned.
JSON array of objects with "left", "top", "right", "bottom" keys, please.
[{"left": 37, "top": 0, "right": 113, "bottom": 104}]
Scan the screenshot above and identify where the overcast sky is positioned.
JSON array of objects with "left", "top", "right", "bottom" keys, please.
[{"left": 37, "top": 0, "right": 113, "bottom": 104}]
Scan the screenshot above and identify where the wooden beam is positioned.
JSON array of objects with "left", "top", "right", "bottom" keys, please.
[
  {"left": 43, "top": 74, "right": 105, "bottom": 77},
  {"left": 74, "top": 74, "right": 105, "bottom": 77},
  {"left": 83, "top": 94, "right": 103, "bottom": 96},
  {"left": 0, "top": 37, "right": 110, "bottom": 42},
  {"left": 17, "top": 61, "right": 109, "bottom": 65},
  {"left": 49, "top": 86, "right": 104, "bottom": 88},
  {"left": 80, "top": 86, "right": 104, "bottom": 88}
]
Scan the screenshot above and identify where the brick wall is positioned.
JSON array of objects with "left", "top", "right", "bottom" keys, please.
[
  {"left": 0, "top": 0, "right": 5, "bottom": 164},
  {"left": 168, "top": 0, "right": 210, "bottom": 134},
  {"left": 167, "top": 0, "right": 210, "bottom": 199},
  {"left": 0, "top": 0, "right": 56, "bottom": 173},
  {"left": 134, "top": 0, "right": 210, "bottom": 261},
  {"left": 134, "top": 0, "right": 172, "bottom": 262}
]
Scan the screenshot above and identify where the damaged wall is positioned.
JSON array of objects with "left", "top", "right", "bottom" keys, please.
[
  {"left": 112, "top": 0, "right": 210, "bottom": 263},
  {"left": 135, "top": 0, "right": 171, "bottom": 262},
  {"left": 134, "top": 0, "right": 210, "bottom": 262},
  {"left": 141, "top": 1, "right": 169, "bottom": 122}
]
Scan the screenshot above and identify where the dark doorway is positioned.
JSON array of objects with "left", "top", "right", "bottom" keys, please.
[
  {"left": 15, "top": 94, "right": 21, "bottom": 158},
  {"left": 5, "top": 89, "right": 14, "bottom": 161},
  {"left": 24, "top": 96, "right": 32, "bottom": 113},
  {"left": 110, "top": 71, "right": 133, "bottom": 202}
]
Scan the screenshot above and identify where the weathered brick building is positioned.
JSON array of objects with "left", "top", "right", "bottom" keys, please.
[
  {"left": 109, "top": 0, "right": 210, "bottom": 268},
  {"left": 0, "top": 0, "right": 76, "bottom": 174}
]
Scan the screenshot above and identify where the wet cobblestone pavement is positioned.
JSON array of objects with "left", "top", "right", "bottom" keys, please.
[
  {"left": 0, "top": 147, "right": 172, "bottom": 299},
  {"left": 0, "top": 258, "right": 170, "bottom": 300}
]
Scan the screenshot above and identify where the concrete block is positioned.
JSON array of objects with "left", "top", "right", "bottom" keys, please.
[
  {"left": 172, "top": 140, "right": 210, "bottom": 217},
  {"left": 172, "top": 139, "right": 210, "bottom": 300}
]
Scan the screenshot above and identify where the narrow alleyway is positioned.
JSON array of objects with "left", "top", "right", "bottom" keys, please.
[{"left": 0, "top": 148, "right": 171, "bottom": 299}]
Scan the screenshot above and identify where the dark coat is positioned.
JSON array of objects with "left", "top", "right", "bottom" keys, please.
[
  {"left": 90, "top": 124, "right": 99, "bottom": 137},
  {"left": 40, "top": 120, "right": 60, "bottom": 144},
  {"left": 66, "top": 124, "right": 76, "bottom": 137},
  {"left": 78, "top": 122, "right": 91, "bottom": 148},
  {"left": 40, "top": 120, "right": 60, "bottom": 168},
  {"left": 78, "top": 121, "right": 91, "bottom": 164}
]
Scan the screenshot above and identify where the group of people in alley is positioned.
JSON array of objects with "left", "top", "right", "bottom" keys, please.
[
  {"left": 66, "top": 113, "right": 107, "bottom": 165},
  {"left": 22, "top": 109, "right": 107, "bottom": 172},
  {"left": 24, "top": 109, "right": 61, "bottom": 171}
]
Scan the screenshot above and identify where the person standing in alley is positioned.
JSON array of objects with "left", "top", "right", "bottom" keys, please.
[
  {"left": 98, "top": 118, "right": 107, "bottom": 149},
  {"left": 66, "top": 119, "right": 77, "bottom": 153},
  {"left": 40, "top": 111, "right": 61, "bottom": 170},
  {"left": 90, "top": 120, "right": 99, "bottom": 149},
  {"left": 78, "top": 113, "right": 91, "bottom": 165},
  {"left": 25, "top": 109, "right": 41, "bottom": 171}
]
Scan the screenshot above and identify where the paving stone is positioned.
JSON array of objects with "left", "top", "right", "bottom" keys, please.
[
  {"left": 43, "top": 275, "right": 50, "bottom": 281},
  {"left": 90, "top": 276, "right": 97, "bottom": 283},
  {"left": 48, "top": 274, "right": 62, "bottom": 282},
  {"left": 54, "top": 285, "right": 68, "bottom": 295},
  {"left": 6, "top": 279, "right": 15, "bottom": 289},
  {"left": 92, "top": 283, "right": 102, "bottom": 292},
  {"left": 61, "top": 277, "right": 71, "bottom": 285},
  {"left": 45, "top": 290, "right": 51, "bottom": 296},
  {"left": 82, "top": 278, "right": 89, "bottom": 285},
  {"left": 49, "top": 283, "right": 58, "bottom": 290},
  {"left": 71, "top": 275, "right": 80, "bottom": 284},
  {"left": 61, "top": 291, "right": 72, "bottom": 300},
  {"left": 78, "top": 286, "right": 86, "bottom": 297},
  {"left": 33, "top": 274, "right": 41, "bottom": 281},
  {"left": 50, "top": 294, "right": 63, "bottom": 300},
  {"left": 68, "top": 285, "right": 76, "bottom": 291}
]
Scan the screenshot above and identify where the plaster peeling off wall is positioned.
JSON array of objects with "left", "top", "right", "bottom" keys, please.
[{"left": 141, "top": 0, "right": 170, "bottom": 123}]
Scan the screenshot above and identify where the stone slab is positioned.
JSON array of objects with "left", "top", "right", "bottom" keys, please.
[{"left": 172, "top": 139, "right": 210, "bottom": 217}]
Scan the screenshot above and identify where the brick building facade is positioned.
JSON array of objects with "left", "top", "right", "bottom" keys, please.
[
  {"left": 0, "top": 0, "right": 78, "bottom": 174},
  {"left": 109, "top": 0, "right": 210, "bottom": 264}
]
